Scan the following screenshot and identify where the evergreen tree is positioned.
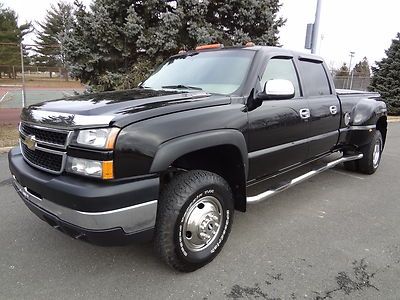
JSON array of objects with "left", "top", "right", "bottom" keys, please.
[
  {"left": 63, "top": 0, "right": 285, "bottom": 91},
  {"left": 0, "top": 3, "right": 31, "bottom": 77},
  {"left": 353, "top": 57, "right": 370, "bottom": 77},
  {"left": 335, "top": 63, "right": 349, "bottom": 77},
  {"left": 34, "top": 1, "right": 74, "bottom": 69},
  {"left": 370, "top": 33, "right": 400, "bottom": 115}
]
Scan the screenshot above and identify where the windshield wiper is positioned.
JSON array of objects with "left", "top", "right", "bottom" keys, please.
[{"left": 161, "top": 84, "right": 203, "bottom": 91}]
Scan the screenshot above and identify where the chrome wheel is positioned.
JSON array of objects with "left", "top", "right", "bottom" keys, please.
[
  {"left": 182, "top": 196, "right": 223, "bottom": 252},
  {"left": 372, "top": 139, "right": 381, "bottom": 168}
]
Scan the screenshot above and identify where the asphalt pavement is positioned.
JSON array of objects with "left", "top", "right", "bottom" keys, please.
[{"left": 1, "top": 123, "right": 400, "bottom": 299}]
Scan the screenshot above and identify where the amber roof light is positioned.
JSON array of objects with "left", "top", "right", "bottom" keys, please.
[
  {"left": 245, "top": 42, "right": 255, "bottom": 47},
  {"left": 195, "top": 43, "right": 224, "bottom": 51}
]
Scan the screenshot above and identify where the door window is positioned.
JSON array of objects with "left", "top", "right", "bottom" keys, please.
[
  {"left": 298, "top": 61, "right": 331, "bottom": 96},
  {"left": 260, "top": 58, "right": 301, "bottom": 97}
]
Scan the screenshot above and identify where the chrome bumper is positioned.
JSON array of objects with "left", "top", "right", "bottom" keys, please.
[{"left": 12, "top": 176, "right": 158, "bottom": 234}]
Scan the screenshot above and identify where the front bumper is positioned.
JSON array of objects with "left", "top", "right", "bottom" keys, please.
[{"left": 9, "top": 147, "right": 159, "bottom": 245}]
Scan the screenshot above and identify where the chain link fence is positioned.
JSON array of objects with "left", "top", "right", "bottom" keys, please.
[
  {"left": 0, "top": 43, "right": 83, "bottom": 116},
  {"left": 333, "top": 76, "right": 371, "bottom": 91},
  {"left": 0, "top": 65, "right": 69, "bottom": 80}
]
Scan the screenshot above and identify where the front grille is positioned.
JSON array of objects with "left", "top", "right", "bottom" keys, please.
[
  {"left": 21, "top": 143, "right": 64, "bottom": 173},
  {"left": 20, "top": 123, "right": 69, "bottom": 147}
]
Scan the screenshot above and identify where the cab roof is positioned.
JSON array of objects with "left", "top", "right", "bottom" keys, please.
[{"left": 178, "top": 44, "right": 324, "bottom": 63}]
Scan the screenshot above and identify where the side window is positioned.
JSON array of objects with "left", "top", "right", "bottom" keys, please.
[
  {"left": 260, "top": 58, "right": 301, "bottom": 98},
  {"left": 298, "top": 60, "right": 331, "bottom": 96}
]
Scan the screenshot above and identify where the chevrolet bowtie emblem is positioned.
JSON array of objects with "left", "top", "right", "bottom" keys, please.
[{"left": 24, "top": 135, "right": 37, "bottom": 151}]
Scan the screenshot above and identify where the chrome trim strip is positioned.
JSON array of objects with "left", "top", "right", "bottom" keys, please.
[
  {"left": 19, "top": 140, "right": 67, "bottom": 175},
  {"left": 348, "top": 125, "right": 376, "bottom": 131},
  {"left": 23, "top": 110, "right": 115, "bottom": 127},
  {"left": 339, "top": 125, "right": 376, "bottom": 133},
  {"left": 20, "top": 122, "right": 71, "bottom": 133},
  {"left": 12, "top": 176, "right": 158, "bottom": 234},
  {"left": 247, "top": 153, "right": 363, "bottom": 204},
  {"left": 248, "top": 131, "right": 339, "bottom": 159}
]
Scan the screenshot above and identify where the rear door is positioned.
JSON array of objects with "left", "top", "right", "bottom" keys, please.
[
  {"left": 247, "top": 57, "right": 310, "bottom": 180},
  {"left": 297, "top": 59, "right": 341, "bottom": 158}
]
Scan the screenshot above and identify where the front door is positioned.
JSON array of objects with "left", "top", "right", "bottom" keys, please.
[{"left": 247, "top": 57, "right": 310, "bottom": 180}]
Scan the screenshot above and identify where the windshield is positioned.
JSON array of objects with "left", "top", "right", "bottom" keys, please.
[{"left": 142, "top": 50, "right": 255, "bottom": 95}]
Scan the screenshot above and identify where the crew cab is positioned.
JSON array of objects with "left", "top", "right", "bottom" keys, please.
[{"left": 8, "top": 44, "right": 388, "bottom": 272}]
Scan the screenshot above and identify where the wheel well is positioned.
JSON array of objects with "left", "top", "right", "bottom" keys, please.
[
  {"left": 376, "top": 116, "right": 388, "bottom": 148},
  {"left": 163, "top": 145, "right": 247, "bottom": 212}
]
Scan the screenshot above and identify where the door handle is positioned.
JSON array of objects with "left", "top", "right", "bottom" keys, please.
[
  {"left": 329, "top": 105, "right": 338, "bottom": 115},
  {"left": 299, "top": 108, "right": 310, "bottom": 119}
]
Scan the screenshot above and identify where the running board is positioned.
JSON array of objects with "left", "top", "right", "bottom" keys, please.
[{"left": 246, "top": 154, "right": 363, "bottom": 204}]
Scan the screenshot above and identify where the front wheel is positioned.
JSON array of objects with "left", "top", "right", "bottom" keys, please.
[{"left": 155, "top": 170, "right": 234, "bottom": 272}]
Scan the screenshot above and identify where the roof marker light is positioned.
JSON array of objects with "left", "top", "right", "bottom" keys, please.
[{"left": 195, "top": 44, "right": 224, "bottom": 51}]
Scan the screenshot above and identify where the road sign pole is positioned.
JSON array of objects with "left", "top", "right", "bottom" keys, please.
[
  {"left": 311, "top": 0, "right": 322, "bottom": 54},
  {"left": 348, "top": 51, "right": 355, "bottom": 89},
  {"left": 20, "top": 43, "right": 26, "bottom": 108}
]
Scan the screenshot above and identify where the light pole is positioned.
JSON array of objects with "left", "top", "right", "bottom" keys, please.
[
  {"left": 347, "top": 51, "right": 355, "bottom": 89},
  {"left": 311, "top": 0, "right": 322, "bottom": 54},
  {"left": 20, "top": 43, "right": 26, "bottom": 107}
]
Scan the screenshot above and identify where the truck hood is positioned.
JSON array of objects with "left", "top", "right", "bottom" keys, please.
[{"left": 21, "top": 88, "right": 231, "bottom": 128}]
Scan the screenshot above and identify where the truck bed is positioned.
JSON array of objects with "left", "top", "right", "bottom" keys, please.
[{"left": 336, "top": 89, "right": 380, "bottom": 98}]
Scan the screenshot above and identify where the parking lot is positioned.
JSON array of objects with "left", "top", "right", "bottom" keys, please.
[
  {"left": 0, "top": 123, "right": 399, "bottom": 299},
  {"left": 0, "top": 87, "right": 84, "bottom": 109}
]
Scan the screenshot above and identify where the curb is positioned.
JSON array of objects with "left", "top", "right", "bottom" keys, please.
[
  {"left": 0, "top": 147, "right": 13, "bottom": 154},
  {"left": 388, "top": 118, "right": 400, "bottom": 123}
]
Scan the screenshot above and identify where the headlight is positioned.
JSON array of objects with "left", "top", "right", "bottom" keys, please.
[
  {"left": 74, "top": 127, "right": 120, "bottom": 149},
  {"left": 66, "top": 157, "right": 114, "bottom": 179}
]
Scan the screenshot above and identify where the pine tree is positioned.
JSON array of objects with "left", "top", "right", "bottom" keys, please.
[
  {"left": 335, "top": 63, "right": 349, "bottom": 77},
  {"left": 0, "top": 3, "right": 31, "bottom": 77},
  {"left": 34, "top": 1, "right": 74, "bottom": 69},
  {"left": 63, "top": 0, "right": 285, "bottom": 91},
  {"left": 370, "top": 33, "right": 400, "bottom": 115},
  {"left": 353, "top": 57, "right": 370, "bottom": 77}
]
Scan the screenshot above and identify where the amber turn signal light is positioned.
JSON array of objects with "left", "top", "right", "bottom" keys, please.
[
  {"left": 105, "top": 128, "right": 120, "bottom": 149},
  {"left": 102, "top": 161, "right": 114, "bottom": 180}
]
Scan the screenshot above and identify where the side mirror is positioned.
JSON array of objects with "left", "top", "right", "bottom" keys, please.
[{"left": 257, "top": 79, "right": 295, "bottom": 101}]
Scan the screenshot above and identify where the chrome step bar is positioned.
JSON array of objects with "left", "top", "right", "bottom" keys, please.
[{"left": 246, "top": 154, "right": 363, "bottom": 204}]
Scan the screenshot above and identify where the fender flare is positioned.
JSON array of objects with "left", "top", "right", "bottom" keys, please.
[
  {"left": 150, "top": 129, "right": 248, "bottom": 179},
  {"left": 345, "top": 99, "right": 388, "bottom": 149},
  {"left": 350, "top": 98, "right": 387, "bottom": 126}
]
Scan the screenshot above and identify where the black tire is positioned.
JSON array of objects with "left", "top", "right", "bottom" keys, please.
[
  {"left": 357, "top": 130, "right": 383, "bottom": 174},
  {"left": 155, "top": 170, "right": 234, "bottom": 272}
]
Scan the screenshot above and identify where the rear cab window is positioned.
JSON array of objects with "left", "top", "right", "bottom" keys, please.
[{"left": 298, "top": 60, "right": 332, "bottom": 97}]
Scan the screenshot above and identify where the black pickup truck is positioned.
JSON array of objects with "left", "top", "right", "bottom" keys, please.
[{"left": 8, "top": 44, "right": 387, "bottom": 272}]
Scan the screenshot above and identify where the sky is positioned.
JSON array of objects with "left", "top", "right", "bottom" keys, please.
[
  {"left": 3, "top": 0, "right": 400, "bottom": 70},
  {"left": 279, "top": 0, "right": 400, "bottom": 69}
]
